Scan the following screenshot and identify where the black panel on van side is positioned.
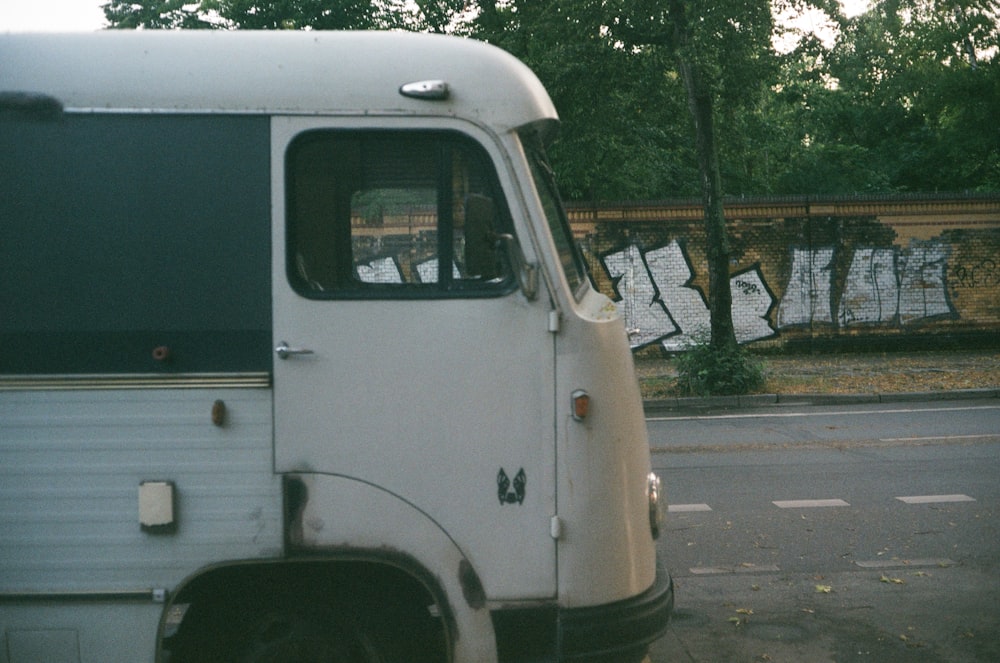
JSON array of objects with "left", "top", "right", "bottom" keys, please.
[{"left": 0, "top": 114, "right": 271, "bottom": 374}]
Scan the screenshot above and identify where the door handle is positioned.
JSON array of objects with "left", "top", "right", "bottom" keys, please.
[{"left": 275, "top": 341, "right": 314, "bottom": 360}]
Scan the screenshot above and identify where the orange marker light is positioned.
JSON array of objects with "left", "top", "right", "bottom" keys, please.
[{"left": 571, "top": 390, "right": 590, "bottom": 421}]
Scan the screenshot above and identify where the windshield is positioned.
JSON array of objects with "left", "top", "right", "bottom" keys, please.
[{"left": 521, "top": 131, "right": 589, "bottom": 300}]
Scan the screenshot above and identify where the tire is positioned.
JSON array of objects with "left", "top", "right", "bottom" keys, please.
[{"left": 241, "top": 608, "right": 383, "bottom": 663}]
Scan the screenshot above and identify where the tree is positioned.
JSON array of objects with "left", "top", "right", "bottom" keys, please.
[
  {"left": 103, "top": 0, "right": 465, "bottom": 31},
  {"left": 663, "top": 0, "right": 737, "bottom": 351},
  {"left": 774, "top": 0, "right": 1000, "bottom": 193},
  {"left": 103, "top": 0, "right": 214, "bottom": 28},
  {"left": 466, "top": 1, "right": 698, "bottom": 200},
  {"left": 219, "top": 0, "right": 398, "bottom": 30},
  {"left": 608, "top": 0, "right": 777, "bottom": 352}
]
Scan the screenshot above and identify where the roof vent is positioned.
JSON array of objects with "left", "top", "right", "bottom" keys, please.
[{"left": 399, "top": 80, "right": 450, "bottom": 101}]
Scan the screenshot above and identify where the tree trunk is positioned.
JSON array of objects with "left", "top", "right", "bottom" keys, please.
[
  {"left": 678, "top": 61, "right": 737, "bottom": 351},
  {"left": 668, "top": 0, "right": 737, "bottom": 352}
]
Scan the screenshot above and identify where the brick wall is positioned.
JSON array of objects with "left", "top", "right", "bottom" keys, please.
[{"left": 567, "top": 195, "right": 1000, "bottom": 352}]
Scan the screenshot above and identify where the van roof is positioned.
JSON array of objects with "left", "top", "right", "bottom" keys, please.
[{"left": 0, "top": 31, "right": 558, "bottom": 133}]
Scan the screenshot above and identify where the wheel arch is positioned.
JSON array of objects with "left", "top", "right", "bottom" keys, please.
[
  {"left": 158, "top": 554, "right": 453, "bottom": 662},
  {"left": 158, "top": 473, "right": 499, "bottom": 662}
]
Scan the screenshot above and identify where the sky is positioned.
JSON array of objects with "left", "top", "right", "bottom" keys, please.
[
  {"left": 0, "top": 0, "right": 108, "bottom": 31},
  {"left": 0, "top": 0, "right": 872, "bottom": 33}
]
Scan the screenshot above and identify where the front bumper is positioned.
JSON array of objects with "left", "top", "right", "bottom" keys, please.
[
  {"left": 492, "top": 563, "right": 674, "bottom": 663},
  {"left": 559, "top": 563, "right": 674, "bottom": 662}
]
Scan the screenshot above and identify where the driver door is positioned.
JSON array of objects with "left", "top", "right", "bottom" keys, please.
[{"left": 270, "top": 118, "right": 557, "bottom": 599}]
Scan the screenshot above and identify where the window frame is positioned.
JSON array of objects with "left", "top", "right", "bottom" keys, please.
[
  {"left": 285, "top": 129, "right": 518, "bottom": 300},
  {"left": 520, "top": 131, "right": 590, "bottom": 302}
]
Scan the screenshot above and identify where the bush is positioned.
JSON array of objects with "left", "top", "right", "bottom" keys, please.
[{"left": 673, "top": 338, "right": 765, "bottom": 396}]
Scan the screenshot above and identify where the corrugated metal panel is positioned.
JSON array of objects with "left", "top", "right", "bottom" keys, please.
[{"left": 0, "top": 388, "right": 282, "bottom": 594}]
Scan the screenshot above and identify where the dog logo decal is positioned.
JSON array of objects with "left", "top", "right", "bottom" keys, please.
[{"left": 497, "top": 468, "right": 526, "bottom": 505}]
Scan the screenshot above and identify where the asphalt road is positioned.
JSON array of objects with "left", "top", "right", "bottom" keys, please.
[{"left": 646, "top": 398, "right": 1000, "bottom": 662}]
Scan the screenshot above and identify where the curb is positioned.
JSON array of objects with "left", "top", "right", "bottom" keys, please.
[{"left": 643, "top": 388, "right": 999, "bottom": 415}]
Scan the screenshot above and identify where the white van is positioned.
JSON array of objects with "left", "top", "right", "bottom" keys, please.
[{"left": 0, "top": 31, "right": 672, "bottom": 663}]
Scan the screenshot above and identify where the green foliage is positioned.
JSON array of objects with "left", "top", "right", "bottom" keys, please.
[
  {"left": 773, "top": 0, "right": 1000, "bottom": 194},
  {"left": 103, "top": 0, "right": 213, "bottom": 28},
  {"left": 102, "top": 0, "right": 452, "bottom": 30},
  {"left": 466, "top": 2, "right": 703, "bottom": 200},
  {"left": 673, "top": 338, "right": 766, "bottom": 396}
]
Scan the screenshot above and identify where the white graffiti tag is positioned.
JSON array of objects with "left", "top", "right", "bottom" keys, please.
[
  {"left": 776, "top": 248, "right": 835, "bottom": 327},
  {"left": 644, "top": 242, "right": 710, "bottom": 349},
  {"left": 896, "top": 241, "right": 952, "bottom": 324},
  {"left": 838, "top": 248, "right": 897, "bottom": 325},
  {"left": 782, "top": 241, "right": 954, "bottom": 328},
  {"left": 731, "top": 267, "right": 778, "bottom": 344},
  {"left": 602, "top": 244, "right": 678, "bottom": 347},
  {"left": 602, "top": 241, "right": 777, "bottom": 350}
]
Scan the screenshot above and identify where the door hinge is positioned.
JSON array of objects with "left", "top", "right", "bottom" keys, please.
[
  {"left": 550, "top": 515, "right": 563, "bottom": 540},
  {"left": 548, "top": 310, "right": 561, "bottom": 333}
]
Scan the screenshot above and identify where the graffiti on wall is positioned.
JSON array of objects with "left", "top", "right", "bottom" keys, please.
[
  {"left": 952, "top": 257, "right": 999, "bottom": 288},
  {"left": 778, "top": 240, "right": 954, "bottom": 328},
  {"left": 774, "top": 248, "right": 834, "bottom": 328},
  {"left": 602, "top": 240, "right": 777, "bottom": 351},
  {"left": 601, "top": 239, "right": 957, "bottom": 351}
]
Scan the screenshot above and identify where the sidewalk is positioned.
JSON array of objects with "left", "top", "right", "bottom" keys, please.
[{"left": 638, "top": 349, "right": 1000, "bottom": 412}]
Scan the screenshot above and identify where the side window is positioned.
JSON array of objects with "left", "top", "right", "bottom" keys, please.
[
  {"left": 286, "top": 131, "right": 513, "bottom": 298},
  {"left": 0, "top": 113, "right": 271, "bottom": 375}
]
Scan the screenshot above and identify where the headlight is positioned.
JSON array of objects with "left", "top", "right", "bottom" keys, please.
[{"left": 648, "top": 472, "right": 664, "bottom": 540}]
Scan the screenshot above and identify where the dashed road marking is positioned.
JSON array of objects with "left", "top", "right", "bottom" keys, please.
[
  {"left": 689, "top": 564, "right": 781, "bottom": 575},
  {"left": 855, "top": 558, "right": 954, "bottom": 569},
  {"left": 880, "top": 434, "right": 997, "bottom": 443},
  {"left": 664, "top": 495, "right": 977, "bottom": 512},
  {"left": 895, "top": 494, "right": 976, "bottom": 504},
  {"left": 773, "top": 498, "right": 850, "bottom": 509}
]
